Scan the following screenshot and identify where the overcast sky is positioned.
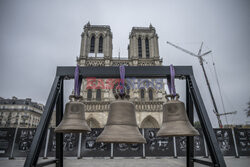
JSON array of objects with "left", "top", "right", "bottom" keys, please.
[{"left": 0, "top": 0, "right": 249, "bottom": 127}]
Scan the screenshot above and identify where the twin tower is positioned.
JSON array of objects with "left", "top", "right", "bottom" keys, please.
[
  {"left": 78, "top": 22, "right": 162, "bottom": 66},
  {"left": 76, "top": 22, "right": 165, "bottom": 128}
]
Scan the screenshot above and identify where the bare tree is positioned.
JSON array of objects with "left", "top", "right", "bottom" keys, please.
[{"left": 246, "top": 101, "right": 250, "bottom": 117}]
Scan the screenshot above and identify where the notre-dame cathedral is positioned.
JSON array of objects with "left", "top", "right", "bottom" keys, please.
[{"left": 77, "top": 22, "right": 167, "bottom": 129}]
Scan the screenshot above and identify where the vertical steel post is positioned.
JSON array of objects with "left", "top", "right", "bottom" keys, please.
[
  {"left": 56, "top": 78, "right": 64, "bottom": 167},
  {"left": 142, "top": 129, "right": 145, "bottom": 158},
  {"left": 9, "top": 113, "right": 21, "bottom": 159},
  {"left": 77, "top": 133, "right": 82, "bottom": 159},
  {"left": 231, "top": 128, "right": 239, "bottom": 158},
  {"left": 43, "top": 128, "right": 51, "bottom": 159},
  {"left": 9, "top": 126, "right": 18, "bottom": 159},
  {"left": 203, "top": 134, "right": 209, "bottom": 158},
  {"left": 110, "top": 143, "right": 114, "bottom": 159},
  {"left": 173, "top": 136, "right": 177, "bottom": 158},
  {"left": 186, "top": 79, "right": 194, "bottom": 167}
]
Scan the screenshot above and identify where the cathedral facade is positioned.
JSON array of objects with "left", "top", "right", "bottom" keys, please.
[{"left": 77, "top": 22, "right": 167, "bottom": 129}]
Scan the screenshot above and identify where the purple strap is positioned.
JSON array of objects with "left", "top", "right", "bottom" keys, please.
[
  {"left": 74, "top": 65, "right": 80, "bottom": 96},
  {"left": 119, "top": 65, "right": 125, "bottom": 94},
  {"left": 167, "top": 64, "right": 176, "bottom": 96}
]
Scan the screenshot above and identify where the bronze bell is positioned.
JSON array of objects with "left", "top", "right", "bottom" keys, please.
[
  {"left": 55, "top": 95, "right": 91, "bottom": 133},
  {"left": 157, "top": 94, "right": 199, "bottom": 137},
  {"left": 96, "top": 93, "right": 146, "bottom": 143}
]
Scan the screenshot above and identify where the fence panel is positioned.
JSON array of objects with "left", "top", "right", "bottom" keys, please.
[
  {"left": 0, "top": 128, "right": 15, "bottom": 157},
  {"left": 81, "top": 128, "right": 111, "bottom": 157},
  {"left": 46, "top": 128, "right": 79, "bottom": 157},
  {"left": 13, "top": 128, "right": 45, "bottom": 157},
  {"left": 214, "top": 128, "right": 236, "bottom": 156},
  {"left": 234, "top": 128, "right": 250, "bottom": 156},
  {"left": 144, "top": 128, "right": 174, "bottom": 157},
  {"left": 113, "top": 129, "right": 143, "bottom": 157}
]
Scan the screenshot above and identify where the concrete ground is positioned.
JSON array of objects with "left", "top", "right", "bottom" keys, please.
[{"left": 0, "top": 157, "right": 249, "bottom": 167}]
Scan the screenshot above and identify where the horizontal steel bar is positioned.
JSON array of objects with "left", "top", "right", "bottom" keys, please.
[
  {"left": 56, "top": 66, "right": 193, "bottom": 78},
  {"left": 36, "top": 159, "right": 57, "bottom": 167},
  {"left": 193, "top": 158, "right": 214, "bottom": 166}
]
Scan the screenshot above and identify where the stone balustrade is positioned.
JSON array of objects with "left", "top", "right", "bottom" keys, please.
[
  {"left": 83, "top": 101, "right": 164, "bottom": 112},
  {"left": 134, "top": 101, "right": 164, "bottom": 112}
]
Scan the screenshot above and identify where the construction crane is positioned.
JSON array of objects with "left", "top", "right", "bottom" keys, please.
[{"left": 166, "top": 41, "right": 235, "bottom": 128}]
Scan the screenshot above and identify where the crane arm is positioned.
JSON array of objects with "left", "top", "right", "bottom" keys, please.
[
  {"left": 201, "top": 50, "right": 212, "bottom": 57},
  {"left": 166, "top": 40, "right": 222, "bottom": 127},
  {"left": 198, "top": 42, "right": 203, "bottom": 55},
  {"left": 166, "top": 41, "right": 199, "bottom": 57},
  {"left": 217, "top": 111, "right": 237, "bottom": 116}
]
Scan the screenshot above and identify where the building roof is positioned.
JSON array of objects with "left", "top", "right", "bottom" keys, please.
[
  {"left": 131, "top": 24, "right": 155, "bottom": 32},
  {"left": 0, "top": 97, "right": 44, "bottom": 111},
  {"left": 84, "top": 22, "right": 111, "bottom": 30}
]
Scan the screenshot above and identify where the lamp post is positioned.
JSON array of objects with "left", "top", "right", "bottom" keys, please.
[{"left": 9, "top": 113, "right": 29, "bottom": 159}]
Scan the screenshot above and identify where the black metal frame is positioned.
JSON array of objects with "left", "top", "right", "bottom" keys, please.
[{"left": 24, "top": 66, "right": 226, "bottom": 167}]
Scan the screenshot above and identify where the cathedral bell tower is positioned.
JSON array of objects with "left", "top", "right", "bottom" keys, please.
[
  {"left": 128, "top": 24, "right": 160, "bottom": 59},
  {"left": 78, "top": 22, "right": 113, "bottom": 65}
]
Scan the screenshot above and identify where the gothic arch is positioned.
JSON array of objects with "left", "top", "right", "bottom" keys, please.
[
  {"left": 98, "top": 35, "right": 103, "bottom": 53},
  {"left": 148, "top": 87, "right": 154, "bottom": 101},
  {"left": 145, "top": 37, "right": 150, "bottom": 58},
  {"left": 90, "top": 35, "right": 95, "bottom": 53},
  {"left": 87, "top": 89, "right": 92, "bottom": 101},
  {"left": 138, "top": 37, "right": 142, "bottom": 58},
  {"left": 96, "top": 89, "right": 101, "bottom": 101},
  {"left": 140, "top": 88, "right": 145, "bottom": 100},
  {"left": 138, "top": 79, "right": 154, "bottom": 89},
  {"left": 87, "top": 117, "right": 101, "bottom": 128},
  {"left": 97, "top": 33, "right": 104, "bottom": 38},
  {"left": 140, "top": 115, "right": 160, "bottom": 128}
]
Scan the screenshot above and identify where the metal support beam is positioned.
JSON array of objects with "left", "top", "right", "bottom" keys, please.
[
  {"left": 24, "top": 76, "right": 61, "bottom": 167},
  {"left": 56, "top": 79, "right": 64, "bottom": 167},
  {"left": 186, "top": 79, "right": 194, "bottom": 167},
  {"left": 188, "top": 75, "right": 226, "bottom": 167},
  {"left": 193, "top": 158, "right": 214, "bottom": 166},
  {"left": 56, "top": 66, "right": 193, "bottom": 78},
  {"left": 37, "top": 159, "right": 57, "bottom": 167}
]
